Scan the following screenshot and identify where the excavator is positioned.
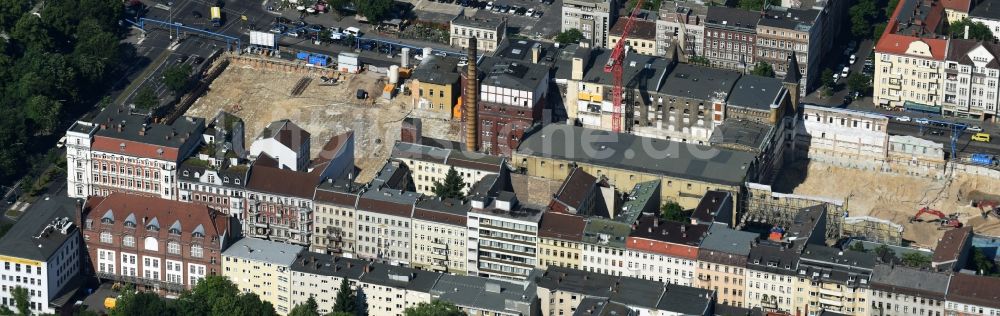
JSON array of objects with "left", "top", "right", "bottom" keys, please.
[
  {"left": 972, "top": 200, "right": 1000, "bottom": 219},
  {"left": 909, "top": 207, "right": 963, "bottom": 229}
]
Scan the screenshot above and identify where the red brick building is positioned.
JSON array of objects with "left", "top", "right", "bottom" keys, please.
[
  {"left": 472, "top": 56, "right": 550, "bottom": 156},
  {"left": 82, "top": 193, "right": 233, "bottom": 296},
  {"left": 703, "top": 6, "right": 760, "bottom": 71}
]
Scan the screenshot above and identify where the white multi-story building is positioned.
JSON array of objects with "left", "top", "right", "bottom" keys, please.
[
  {"left": 177, "top": 112, "right": 250, "bottom": 218},
  {"left": 873, "top": 0, "right": 948, "bottom": 112},
  {"left": 354, "top": 186, "right": 418, "bottom": 265},
  {"left": 656, "top": 1, "right": 706, "bottom": 57},
  {"left": 358, "top": 264, "right": 441, "bottom": 316},
  {"left": 795, "top": 105, "right": 889, "bottom": 170},
  {"left": 65, "top": 108, "right": 205, "bottom": 200},
  {"left": 466, "top": 192, "right": 543, "bottom": 281},
  {"left": 561, "top": 0, "right": 619, "bottom": 48},
  {"left": 0, "top": 197, "right": 82, "bottom": 314},
  {"left": 942, "top": 39, "right": 1000, "bottom": 120},
  {"left": 624, "top": 215, "right": 707, "bottom": 286},
  {"left": 221, "top": 238, "right": 304, "bottom": 315},
  {"left": 391, "top": 142, "right": 506, "bottom": 196},
  {"left": 870, "top": 264, "right": 950, "bottom": 316},
  {"left": 248, "top": 120, "right": 311, "bottom": 171},
  {"left": 450, "top": 15, "right": 506, "bottom": 52},
  {"left": 288, "top": 253, "right": 367, "bottom": 315},
  {"left": 946, "top": 273, "right": 1000, "bottom": 316},
  {"left": 411, "top": 198, "right": 469, "bottom": 274}
]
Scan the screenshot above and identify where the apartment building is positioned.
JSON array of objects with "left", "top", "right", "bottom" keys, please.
[
  {"left": 221, "top": 238, "right": 304, "bottom": 315},
  {"left": 311, "top": 178, "right": 360, "bottom": 255},
  {"left": 945, "top": 273, "right": 1000, "bottom": 316},
  {"left": 248, "top": 120, "right": 310, "bottom": 171},
  {"left": 476, "top": 56, "right": 550, "bottom": 156},
  {"left": 430, "top": 274, "right": 538, "bottom": 316},
  {"left": 704, "top": 6, "right": 759, "bottom": 71},
  {"left": 410, "top": 56, "right": 462, "bottom": 118},
  {"left": 536, "top": 212, "right": 586, "bottom": 270},
  {"left": 354, "top": 186, "right": 419, "bottom": 265},
  {"left": 0, "top": 197, "right": 81, "bottom": 314},
  {"left": 467, "top": 191, "right": 544, "bottom": 281},
  {"left": 450, "top": 15, "right": 506, "bottom": 52},
  {"left": 578, "top": 180, "right": 659, "bottom": 277},
  {"left": 625, "top": 214, "right": 707, "bottom": 286},
  {"left": 941, "top": 39, "right": 1000, "bottom": 120},
  {"left": 65, "top": 107, "right": 205, "bottom": 200},
  {"left": 411, "top": 198, "right": 469, "bottom": 274},
  {"left": 561, "top": 0, "right": 618, "bottom": 47},
  {"left": 874, "top": 0, "right": 948, "bottom": 112},
  {"left": 795, "top": 105, "right": 889, "bottom": 170},
  {"left": 608, "top": 19, "right": 658, "bottom": 56},
  {"left": 556, "top": 47, "right": 673, "bottom": 133},
  {"left": 535, "top": 266, "right": 714, "bottom": 316},
  {"left": 869, "top": 264, "right": 949, "bottom": 316},
  {"left": 745, "top": 206, "right": 826, "bottom": 313},
  {"left": 755, "top": 8, "right": 818, "bottom": 93},
  {"left": 84, "top": 193, "right": 232, "bottom": 295},
  {"left": 943, "top": 0, "right": 972, "bottom": 22},
  {"left": 970, "top": 1, "right": 1000, "bottom": 41},
  {"left": 513, "top": 124, "right": 756, "bottom": 209},
  {"left": 932, "top": 226, "right": 973, "bottom": 272},
  {"left": 696, "top": 224, "right": 755, "bottom": 307},
  {"left": 177, "top": 112, "right": 250, "bottom": 219},
  {"left": 244, "top": 132, "right": 355, "bottom": 246},
  {"left": 289, "top": 254, "right": 366, "bottom": 314},
  {"left": 656, "top": 0, "right": 707, "bottom": 57},
  {"left": 793, "top": 246, "right": 873, "bottom": 315},
  {"left": 391, "top": 141, "right": 506, "bottom": 196},
  {"left": 646, "top": 64, "right": 742, "bottom": 142},
  {"left": 358, "top": 264, "right": 442, "bottom": 316}
]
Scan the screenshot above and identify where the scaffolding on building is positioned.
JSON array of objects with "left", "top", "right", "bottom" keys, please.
[
  {"left": 742, "top": 182, "right": 845, "bottom": 243},
  {"left": 843, "top": 216, "right": 904, "bottom": 246}
]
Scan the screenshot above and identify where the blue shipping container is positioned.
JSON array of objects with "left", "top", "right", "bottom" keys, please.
[
  {"left": 308, "top": 55, "right": 327, "bottom": 66},
  {"left": 296, "top": 52, "right": 309, "bottom": 60},
  {"left": 971, "top": 153, "right": 995, "bottom": 165}
]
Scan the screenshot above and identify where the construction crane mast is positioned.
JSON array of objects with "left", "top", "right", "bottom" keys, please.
[{"left": 604, "top": 0, "right": 645, "bottom": 133}]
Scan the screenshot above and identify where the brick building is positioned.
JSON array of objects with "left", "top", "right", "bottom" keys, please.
[
  {"left": 704, "top": 6, "right": 760, "bottom": 71},
  {"left": 475, "top": 56, "right": 549, "bottom": 156},
  {"left": 82, "top": 193, "right": 233, "bottom": 295}
]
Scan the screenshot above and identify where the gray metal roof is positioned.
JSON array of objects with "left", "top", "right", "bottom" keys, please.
[
  {"left": 516, "top": 125, "right": 754, "bottom": 186},
  {"left": 971, "top": 1, "right": 1000, "bottom": 19},
  {"left": 655, "top": 283, "right": 713, "bottom": 315},
  {"left": 289, "top": 252, "right": 368, "bottom": 279},
  {"left": 360, "top": 262, "right": 441, "bottom": 292},
  {"left": 411, "top": 56, "right": 461, "bottom": 85},
  {"left": 0, "top": 196, "right": 80, "bottom": 262},
  {"left": 705, "top": 6, "right": 759, "bottom": 30},
  {"left": 658, "top": 64, "right": 740, "bottom": 101},
  {"left": 870, "top": 264, "right": 951, "bottom": 296},
  {"left": 431, "top": 274, "right": 536, "bottom": 314},
  {"left": 554, "top": 47, "right": 671, "bottom": 92},
  {"left": 581, "top": 218, "right": 630, "bottom": 248},
  {"left": 494, "top": 39, "right": 559, "bottom": 65},
  {"left": 699, "top": 224, "right": 757, "bottom": 256},
  {"left": 535, "top": 266, "right": 711, "bottom": 313},
  {"left": 747, "top": 241, "right": 800, "bottom": 275},
  {"left": 222, "top": 237, "right": 304, "bottom": 266},
  {"left": 727, "top": 74, "right": 785, "bottom": 111},
  {"left": 709, "top": 119, "right": 776, "bottom": 153},
  {"left": 758, "top": 7, "right": 820, "bottom": 31},
  {"left": 451, "top": 14, "right": 505, "bottom": 30},
  {"left": 478, "top": 56, "right": 549, "bottom": 92},
  {"left": 92, "top": 107, "right": 206, "bottom": 149}
]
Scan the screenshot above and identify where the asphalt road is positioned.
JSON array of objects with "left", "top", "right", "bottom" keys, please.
[{"left": 888, "top": 120, "right": 1000, "bottom": 156}]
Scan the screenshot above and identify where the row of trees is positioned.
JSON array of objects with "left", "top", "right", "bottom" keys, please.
[{"left": 0, "top": 0, "right": 128, "bottom": 183}]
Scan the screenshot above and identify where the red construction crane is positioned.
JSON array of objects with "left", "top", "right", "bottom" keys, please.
[
  {"left": 973, "top": 200, "right": 1000, "bottom": 219},
  {"left": 604, "top": 0, "right": 646, "bottom": 133}
]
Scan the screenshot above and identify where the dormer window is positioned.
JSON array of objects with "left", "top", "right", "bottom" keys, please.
[
  {"left": 124, "top": 220, "right": 136, "bottom": 228},
  {"left": 147, "top": 224, "right": 159, "bottom": 232},
  {"left": 224, "top": 177, "right": 230, "bottom": 183},
  {"left": 183, "top": 170, "right": 189, "bottom": 176},
  {"left": 234, "top": 178, "right": 241, "bottom": 185},
  {"left": 169, "top": 228, "right": 181, "bottom": 235}
]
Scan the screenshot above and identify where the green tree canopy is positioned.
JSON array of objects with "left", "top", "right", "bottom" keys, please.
[
  {"left": 12, "top": 286, "right": 29, "bottom": 316},
  {"left": 660, "top": 201, "right": 689, "bottom": 222},
  {"left": 355, "top": 0, "right": 393, "bottom": 23},
  {"left": 133, "top": 86, "right": 159, "bottom": 110},
  {"left": 117, "top": 276, "right": 276, "bottom": 316},
  {"left": 25, "top": 95, "right": 62, "bottom": 135},
  {"left": 949, "top": 18, "right": 995, "bottom": 41},
  {"left": 849, "top": 0, "right": 878, "bottom": 38},
  {"left": 289, "top": 297, "right": 320, "bottom": 316},
  {"left": 847, "top": 73, "right": 871, "bottom": 94},
  {"left": 737, "top": 0, "right": 779, "bottom": 11},
  {"left": 901, "top": 252, "right": 931, "bottom": 268},
  {"left": 821, "top": 68, "right": 835, "bottom": 88},
  {"left": 555, "top": 29, "right": 585, "bottom": 45},
  {"left": 403, "top": 300, "right": 463, "bottom": 316},
  {"left": 432, "top": 167, "right": 466, "bottom": 200},
  {"left": 162, "top": 64, "right": 193, "bottom": 95},
  {"left": 972, "top": 247, "right": 997, "bottom": 275},
  {"left": 333, "top": 278, "right": 359, "bottom": 314},
  {"left": 751, "top": 62, "right": 775, "bottom": 77},
  {"left": 110, "top": 290, "right": 178, "bottom": 316},
  {"left": 848, "top": 242, "right": 866, "bottom": 252}
]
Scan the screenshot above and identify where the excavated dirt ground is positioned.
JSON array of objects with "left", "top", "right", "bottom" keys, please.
[
  {"left": 776, "top": 161, "right": 1000, "bottom": 248},
  {"left": 186, "top": 63, "right": 461, "bottom": 183}
]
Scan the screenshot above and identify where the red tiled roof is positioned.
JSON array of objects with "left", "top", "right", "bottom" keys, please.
[
  {"left": 85, "top": 193, "right": 229, "bottom": 243},
  {"left": 875, "top": 0, "right": 948, "bottom": 60},
  {"left": 92, "top": 136, "right": 182, "bottom": 161},
  {"left": 947, "top": 273, "right": 1000, "bottom": 308},
  {"left": 549, "top": 168, "right": 598, "bottom": 213},
  {"left": 538, "top": 212, "right": 586, "bottom": 240},
  {"left": 941, "top": 0, "right": 971, "bottom": 13}
]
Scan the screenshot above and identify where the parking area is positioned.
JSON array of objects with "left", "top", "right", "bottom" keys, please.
[{"left": 405, "top": 0, "right": 562, "bottom": 38}]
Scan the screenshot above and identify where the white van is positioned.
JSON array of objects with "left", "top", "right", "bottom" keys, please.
[{"left": 344, "top": 27, "right": 362, "bottom": 37}]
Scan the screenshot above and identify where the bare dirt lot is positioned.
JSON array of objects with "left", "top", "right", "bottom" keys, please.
[
  {"left": 186, "top": 59, "right": 461, "bottom": 182},
  {"left": 777, "top": 161, "right": 1000, "bottom": 247}
]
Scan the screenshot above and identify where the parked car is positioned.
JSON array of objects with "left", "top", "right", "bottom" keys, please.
[
  {"left": 932, "top": 121, "right": 948, "bottom": 127},
  {"left": 306, "top": 24, "right": 323, "bottom": 32},
  {"left": 832, "top": 72, "right": 840, "bottom": 82},
  {"left": 929, "top": 130, "right": 945, "bottom": 136},
  {"left": 968, "top": 125, "right": 984, "bottom": 132},
  {"left": 457, "top": 60, "right": 468, "bottom": 66},
  {"left": 895, "top": 116, "right": 911, "bottom": 122},
  {"left": 433, "top": 51, "right": 447, "bottom": 57},
  {"left": 527, "top": 8, "right": 535, "bottom": 15},
  {"left": 849, "top": 54, "right": 856, "bottom": 64},
  {"left": 532, "top": 10, "right": 543, "bottom": 17},
  {"left": 972, "top": 133, "right": 991, "bottom": 142},
  {"left": 508, "top": 5, "right": 518, "bottom": 13},
  {"left": 516, "top": 7, "right": 527, "bottom": 15},
  {"left": 841, "top": 66, "right": 850, "bottom": 78},
  {"left": 485, "top": 1, "right": 494, "bottom": 9},
  {"left": 916, "top": 118, "right": 930, "bottom": 124}
]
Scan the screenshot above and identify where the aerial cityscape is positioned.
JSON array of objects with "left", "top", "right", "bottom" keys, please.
[{"left": 0, "top": 0, "right": 997, "bottom": 314}]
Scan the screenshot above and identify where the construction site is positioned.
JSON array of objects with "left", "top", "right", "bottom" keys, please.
[
  {"left": 185, "top": 54, "right": 462, "bottom": 183},
  {"left": 772, "top": 160, "right": 1000, "bottom": 248}
]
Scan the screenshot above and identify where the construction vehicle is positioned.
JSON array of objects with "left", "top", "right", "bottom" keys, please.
[
  {"left": 210, "top": 6, "right": 222, "bottom": 27},
  {"left": 972, "top": 200, "right": 1000, "bottom": 219},
  {"left": 909, "top": 207, "right": 963, "bottom": 229},
  {"left": 603, "top": 0, "right": 644, "bottom": 133}
]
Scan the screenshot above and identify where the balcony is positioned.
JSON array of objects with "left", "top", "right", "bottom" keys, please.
[
  {"left": 818, "top": 288, "right": 843, "bottom": 297},
  {"left": 818, "top": 297, "right": 843, "bottom": 307}
]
